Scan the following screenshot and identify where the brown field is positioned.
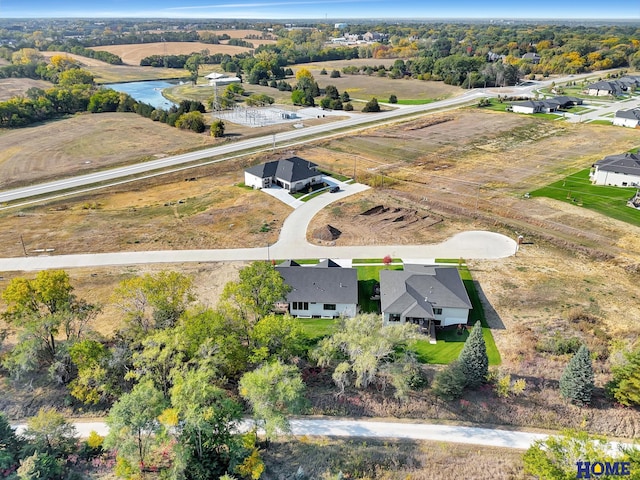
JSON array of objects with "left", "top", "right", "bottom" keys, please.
[
  {"left": 42, "top": 51, "right": 191, "bottom": 83},
  {"left": 263, "top": 437, "right": 528, "bottom": 480},
  {"left": 90, "top": 42, "right": 255, "bottom": 66},
  {"left": 0, "top": 78, "right": 53, "bottom": 101},
  {"left": 0, "top": 113, "right": 223, "bottom": 190}
]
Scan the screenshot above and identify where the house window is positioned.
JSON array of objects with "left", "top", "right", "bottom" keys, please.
[
  {"left": 389, "top": 314, "right": 401, "bottom": 322},
  {"left": 433, "top": 308, "right": 443, "bottom": 315},
  {"left": 293, "top": 302, "right": 309, "bottom": 310},
  {"left": 324, "top": 304, "right": 336, "bottom": 311}
]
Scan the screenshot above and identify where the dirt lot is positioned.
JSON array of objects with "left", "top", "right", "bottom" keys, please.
[{"left": 0, "top": 78, "right": 53, "bottom": 101}]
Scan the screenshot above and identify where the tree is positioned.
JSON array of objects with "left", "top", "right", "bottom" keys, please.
[
  {"left": 175, "top": 111, "right": 206, "bottom": 133},
  {"left": 1, "top": 270, "right": 97, "bottom": 377},
  {"left": 432, "top": 360, "right": 467, "bottom": 400},
  {"left": 104, "top": 380, "right": 167, "bottom": 473},
  {"left": 388, "top": 94, "right": 398, "bottom": 103},
  {"left": 239, "top": 360, "right": 306, "bottom": 441},
  {"left": 0, "top": 412, "right": 23, "bottom": 475},
  {"left": 113, "top": 271, "right": 195, "bottom": 338},
  {"left": 16, "top": 452, "right": 63, "bottom": 480},
  {"left": 68, "top": 339, "right": 111, "bottom": 404},
  {"left": 211, "top": 119, "right": 225, "bottom": 137},
  {"left": 314, "top": 314, "right": 419, "bottom": 398},
  {"left": 523, "top": 430, "right": 638, "bottom": 480},
  {"left": 250, "top": 314, "right": 305, "bottom": 364},
  {"left": 185, "top": 54, "right": 202, "bottom": 84},
  {"left": 458, "top": 321, "right": 488, "bottom": 388},
  {"left": 220, "top": 262, "right": 291, "bottom": 329},
  {"left": 170, "top": 367, "right": 244, "bottom": 479},
  {"left": 330, "top": 70, "right": 341, "bottom": 78},
  {"left": 21, "top": 408, "right": 78, "bottom": 458},
  {"left": 560, "top": 344, "right": 594, "bottom": 405},
  {"left": 362, "top": 98, "right": 380, "bottom": 112},
  {"left": 607, "top": 346, "right": 640, "bottom": 407}
]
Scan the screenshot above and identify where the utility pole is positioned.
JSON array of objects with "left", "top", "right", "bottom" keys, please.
[{"left": 20, "top": 234, "right": 27, "bottom": 256}]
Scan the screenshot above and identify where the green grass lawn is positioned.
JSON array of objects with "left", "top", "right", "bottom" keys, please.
[
  {"left": 357, "top": 265, "right": 402, "bottom": 314},
  {"left": 352, "top": 258, "right": 402, "bottom": 264},
  {"left": 318, "top": 169, "right": 351, "bottom": 182},
  {"left": 531, "top": 168, "right": 640, "bottom": 226},
  {"left": 396, "top": 99, "right": 434, "bottom": 105},
  {"left": 297, "top": 317, "right": 338, "bottom": 340}
]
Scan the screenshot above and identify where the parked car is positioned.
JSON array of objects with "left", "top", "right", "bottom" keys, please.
[{"left": 330, "top": 185, "right": 340, "bottom": 193}]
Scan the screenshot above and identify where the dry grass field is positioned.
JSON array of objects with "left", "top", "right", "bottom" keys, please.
[
  {"left": 0, "top": 113, "right": 223, "bottom": 190},
  {"left": 90, "top": 42, "right": 255, "bottom": 66},
  {"left": 263, "top": 437, "right": 529, "bottom": 480},
  {"left": 0, "top": 78, "right": 53, "bottom": 101}
]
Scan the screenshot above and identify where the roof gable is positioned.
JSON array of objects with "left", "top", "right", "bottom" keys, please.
[{"left": 595, "top": 153, "right": 640, "bottom": 175}]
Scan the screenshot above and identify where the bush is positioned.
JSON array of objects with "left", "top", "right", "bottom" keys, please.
[
  {"left": 559, "top": 345, "right": 594, "bottom": 405},
  {"left": 344, "top": 103, "right": 353, "bottom": 111},
  {"left": 536, "top": 332, "right": 582, "bottom": 355},
  {"left": 388, "top": 94, "right": 397, "bottom": 103},
  {"left": 330, "top": 70, "right": 341, "bottom": 78},
  {"left": 362, "top": 98, "right": 380, "bottom": 113},
  {"left": 432, "top": 361, "right": 466, "bottom": 400}
]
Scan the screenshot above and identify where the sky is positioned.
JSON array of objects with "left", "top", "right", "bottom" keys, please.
[{"left": 0, "top": 0, "right": 638, "bottom": 20}]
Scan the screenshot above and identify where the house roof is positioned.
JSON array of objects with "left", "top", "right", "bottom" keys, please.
[
  {"left": 511, "top": 96, "right": 581, "bottom": 110},
  {"left": 276, "top": 262, "right": 358, "bottom": 304},
  {"left": 512, "top": 100, "right": 540, "bottom": 109},
  {"left": 205, "top": 72, "right": 228, "bottom": 79},
  {"left": 587, "top": 81, "right": 622, "bottom": 93},
  {"left": 245, "top": 156, "right": 319, "bottom": 184},
  {"left": 316, "top": 259, "right": 341, "bottom": 268},
  {"left": 615, "top": 109, "right": 640, "bottom": 121},
  {"left": 594, "top": 153, "right": 640, "bottom": 176},
  {"left": 380, "top": 266, "right": 472, "bottom": 317}
]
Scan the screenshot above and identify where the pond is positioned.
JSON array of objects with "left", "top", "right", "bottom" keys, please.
[{"left": 107, "top": 80, "right": 182, "bottom": 110}]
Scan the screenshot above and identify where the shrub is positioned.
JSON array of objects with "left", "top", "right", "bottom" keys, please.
[
  {"left": 330, "top": 70, "right": 341, "bottom": 78},
  {"left": 432, "top": 361, "right": 466, "bottom": 400},
  {"left": 559, "top": 345, "right": 594, "bottom": 405}
]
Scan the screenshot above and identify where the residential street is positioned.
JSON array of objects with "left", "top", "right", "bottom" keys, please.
[{"left": 0, "top": 179, "right": 517, "bottom": 272}]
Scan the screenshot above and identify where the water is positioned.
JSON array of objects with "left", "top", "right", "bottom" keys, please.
[{"left": 107, "top": 80, "right": 181, "bottom": 110}]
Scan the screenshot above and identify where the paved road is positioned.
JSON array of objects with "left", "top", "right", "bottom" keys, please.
[{"left": 12, "top": 417, "right": 549, "bottom": 450}]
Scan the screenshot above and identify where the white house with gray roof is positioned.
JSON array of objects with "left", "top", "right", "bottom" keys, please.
[
  {"left": 590, "top": 153, "right": 640, "bottom": 187},
  {"left": 276, "top": 259, "right": 358, "bottom": 318},
  {"left": 244, "top": 156, "right": 323, "bottom": 193},
  {"left": 613, "top": 109, "right": 640, "bottom": 128},
  {"left": 380, "top": 265, "right": 472, "bottom": 330}
]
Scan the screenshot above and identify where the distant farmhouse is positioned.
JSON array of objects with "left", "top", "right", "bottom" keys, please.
[
  {"left": 205, "top": 72, "right": 241, "bottom": 86},
  {"left": 585, "top": 76, "right": 640, "bottom": 97},
  {"left": 380, "top": 265, "right": 472, "bottom": 333},
  {"left": 613, "top": 108, "right": 640, "bottom": 128},
  {"left": 590, "top": 152, "right": 640, "bottom": 187},
  {"left": 244, "top": 156, "right": 323, "bottom": 192},
  {"left": 510, "top": 96, "right": 583, "bottom": 114},
  {"left": 276, "top": 260, "right": 358, "bottom": 318}
]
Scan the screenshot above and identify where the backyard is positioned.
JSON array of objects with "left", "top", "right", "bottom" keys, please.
[{"left": 296, "top": 262, "right": 501, "bottom": 366}]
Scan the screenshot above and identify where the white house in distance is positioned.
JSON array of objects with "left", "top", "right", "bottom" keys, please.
[
  {"left": 380, "top": 265, "right": 472, "bottom": 332},
  {"left": 244, "top": 156, "right": 323, "bottom": 192},
  {"left": 276, "top": 259, "right": 358, "bottom": 318},
  {"left": 205, "top": 72, "right": 241, "bottom": 86},
  {"left": 511, "top": 96, "right": 583, "bottom": 114},
  {"left": 590, "top": 152, "right": 640, "bottom": 187},
  {"left": 613, "top": 109, "right": 640, "bottom": 128}
]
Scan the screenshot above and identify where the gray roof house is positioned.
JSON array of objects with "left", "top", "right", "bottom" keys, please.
[
  {"left": 276, "top": 260, "right": 358, "bottom": 318},
  {"left": 590, "top": 152, "right": 640, "bottom": 187},
  {"left": 244, "top": 156, "right": 323, "bottom": 193},
  {"left": 586, "top": 80, "right": 623, "bottom": 97},
  {"left": 613, "top": 109, "right": 640, "bottom": 128},
  {"left": 511, "top": 96, "right": 582, "bottom": 114},
  {"left": 380, "top": 265, "right": 472, "bottom": 332},
  {"left": 522, "top": 52, "right": 541, "bottom": 64}
]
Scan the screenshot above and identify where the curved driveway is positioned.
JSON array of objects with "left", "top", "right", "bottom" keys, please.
[{"left": 0, "top": 181, "right": 516, "bottom": 272}]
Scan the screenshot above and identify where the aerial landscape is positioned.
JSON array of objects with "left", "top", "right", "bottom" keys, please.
[{"left": 0, "top": 1, "right": 640, "bottom": 479}]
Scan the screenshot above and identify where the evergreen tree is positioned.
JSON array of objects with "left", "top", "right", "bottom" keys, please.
[
  {"left": 458, "top": 322, "right": 488, "bottom": 388},
  {"left": 607, "top": 346, "right": 640, "bottom": 407},
  {"left": 432, "top": 360, "right": 467, "bottom": 400},
  {"left": 560, "top": 344, "right": 594, "bottom": 405},
  {"left": 362, "top": 97, "right": 380, "bottom": 112}
]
